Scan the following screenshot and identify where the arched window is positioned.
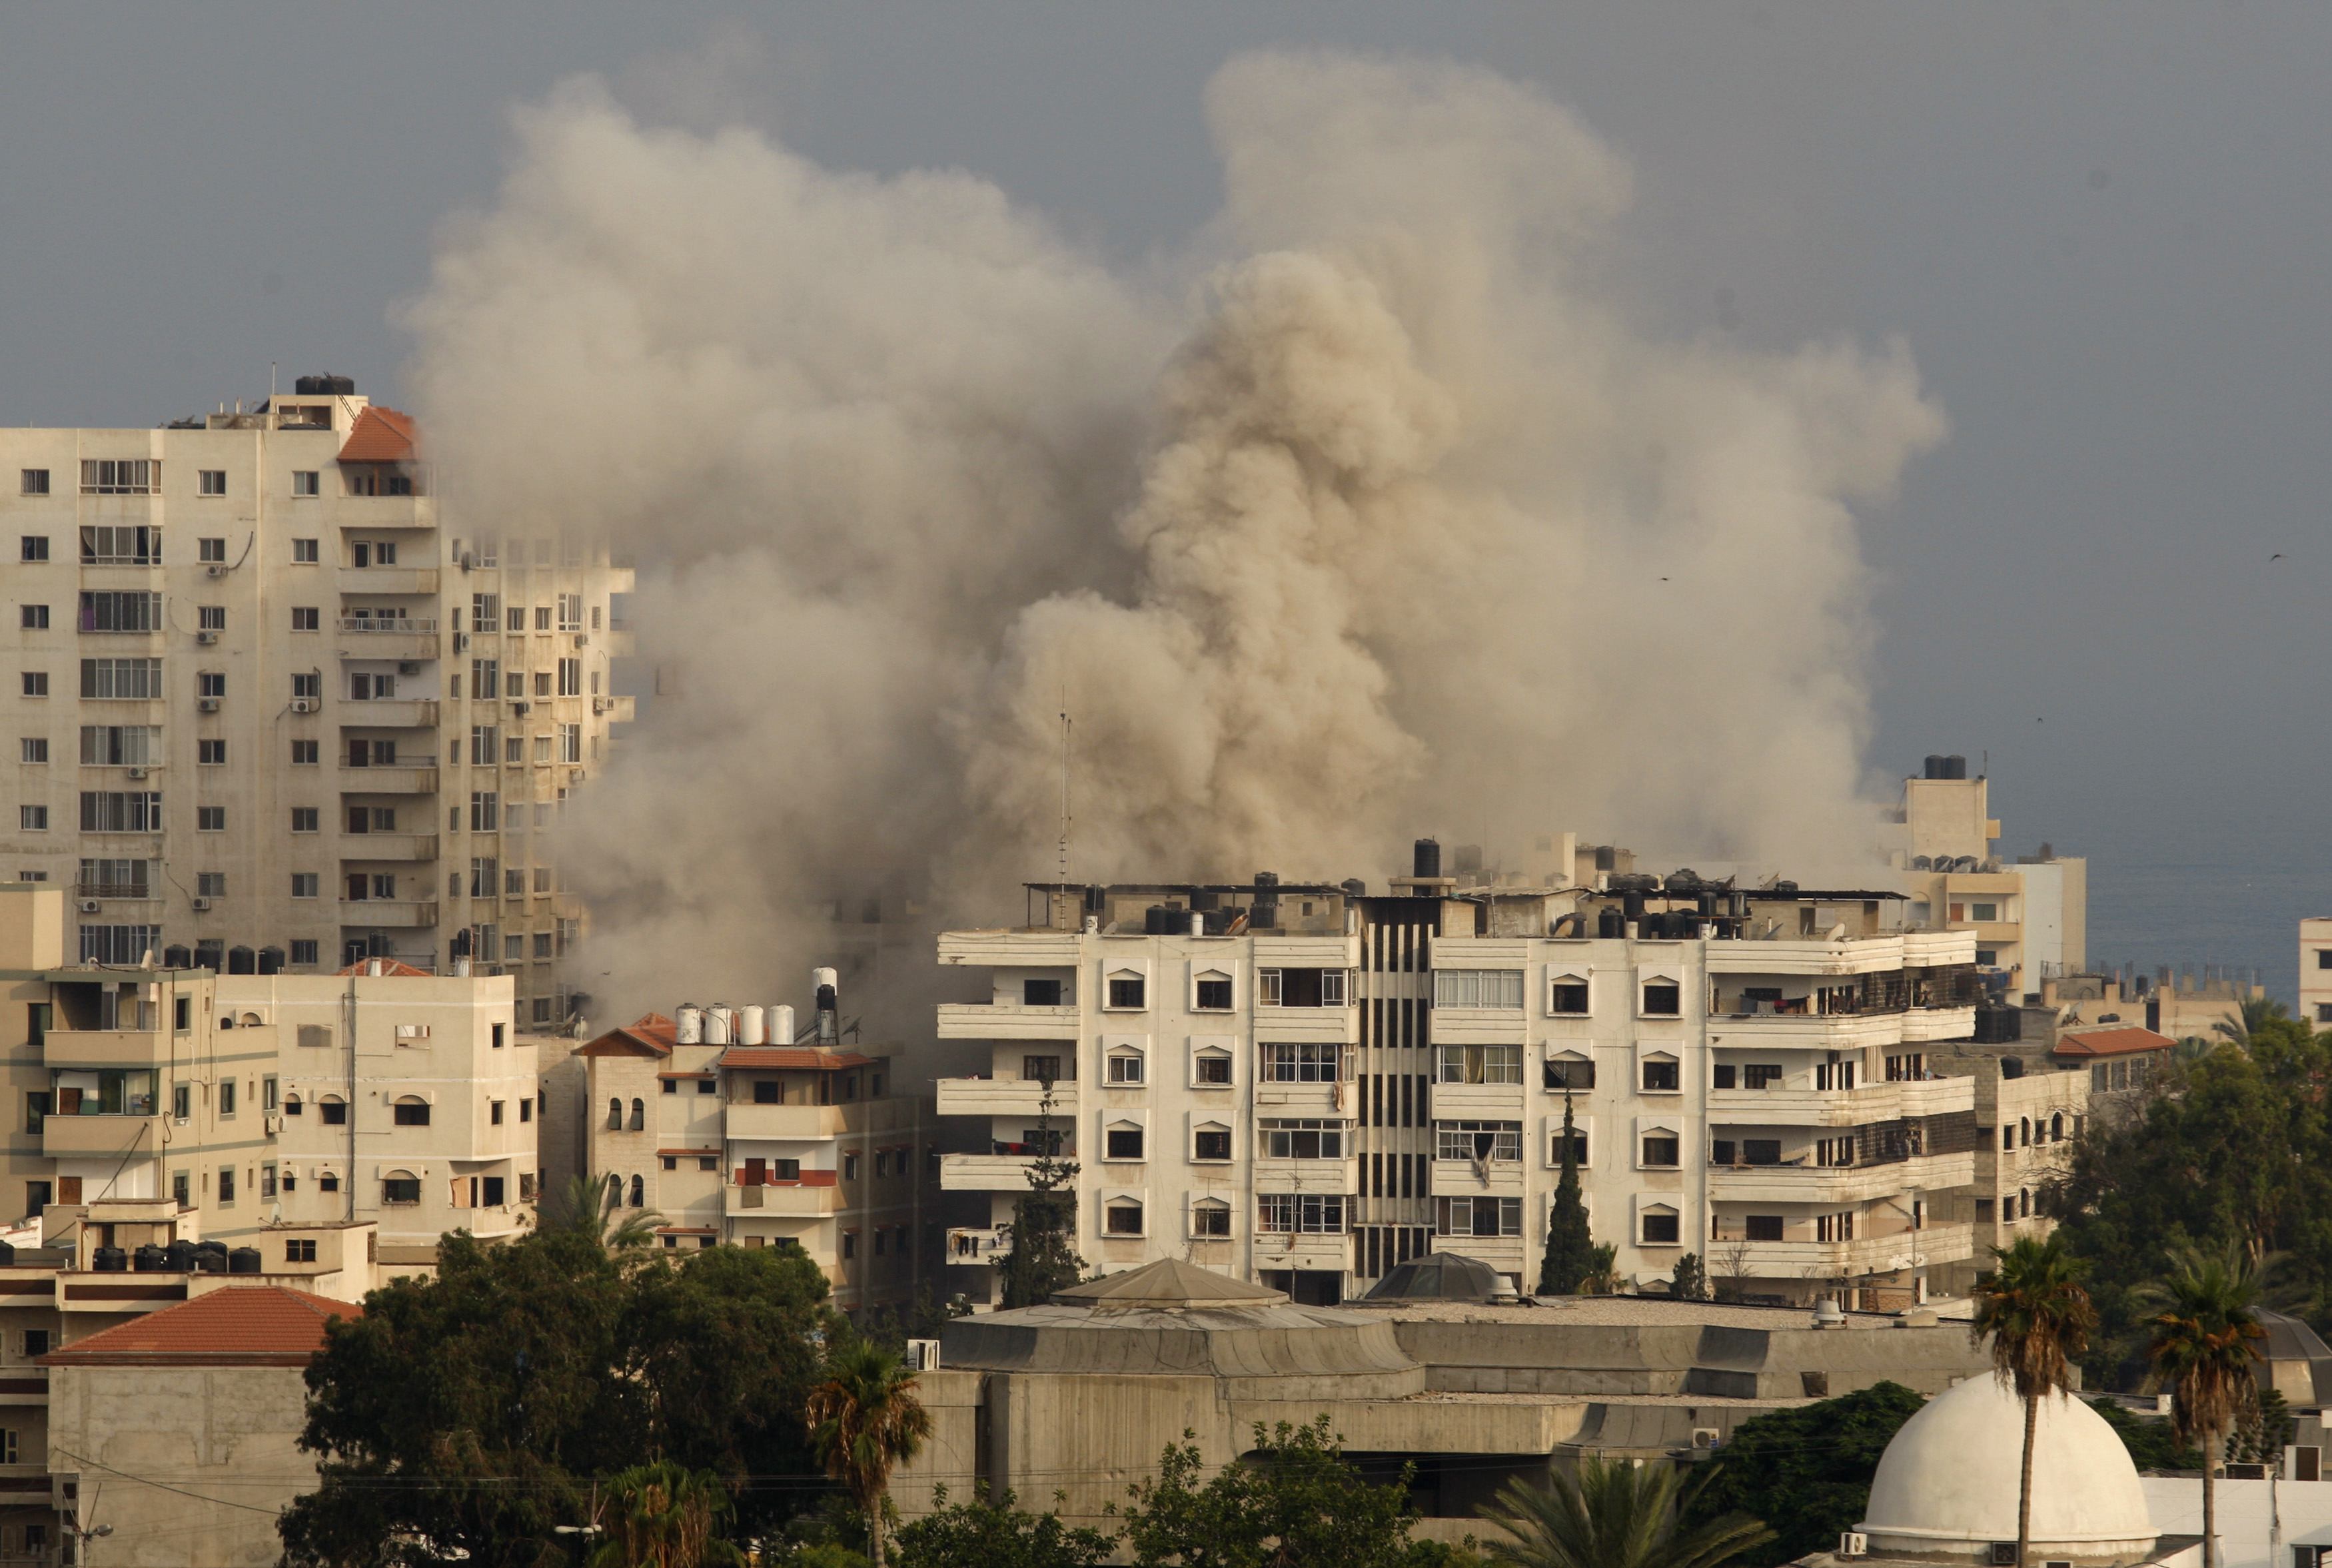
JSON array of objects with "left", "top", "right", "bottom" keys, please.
[
  {"left": 628, "top": 1174, "right": 644, "bottom": 1208},
  {"left": 2049, "top": 1112, "right": 2064, "bottom": 1142},
  {"left": 607, "top": 1097, "right": 623, "bottom": 1130},
  {"left": 2019, "top": 1117, "right": 2032, "bottom": 1147},
  {"left": 1103, "top": 1197, "right": 1143, "bottom": 1236},
  {"left": 1191, "top": 1198, "right": 1231, "bottom": 1237},
  {"left": 382, "top": 1170, "right": 421, "bottom": 1205},
  {"left": 628, "top": 1098, "right": 645, "bottom": 1132},
  {"left": 392, "top": 1097, "right": 430, "bottom": 1127}
]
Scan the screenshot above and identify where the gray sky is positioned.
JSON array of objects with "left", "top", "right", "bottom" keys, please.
[{"left": 5, "top": 3, "right": 2325, "bottom": 984}]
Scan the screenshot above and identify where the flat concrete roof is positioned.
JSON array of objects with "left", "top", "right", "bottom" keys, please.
[{"left": 1373, "top": 1296, "right": 1936, "bottom": 1330}]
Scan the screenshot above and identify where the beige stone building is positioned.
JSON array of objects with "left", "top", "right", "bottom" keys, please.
[
  {"left": 0, "top": 376, "right": 633, "bottom": 1027},
  {"left": 1894, "top": 756, "right": 2086, "bottom": 1000},
  {"left": 577, "top": 975, "right": 947, "bottom": 1310}
]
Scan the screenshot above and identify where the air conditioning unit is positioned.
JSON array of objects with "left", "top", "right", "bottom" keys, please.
[
  {"left": 77, "top": 900, "right": 101, "bottom": 915},
  {"left": 592, "top": 697, "right": 607, "bottom": 715},
  {"left": 453, "top": 632, "right": 470, "bottom": 653},
  {"left": 1991, "top": 1545, "right": 2020, "bottom": 1567},
  {"left": 264, "top": 1113, "right": 284, "bottom": 1134},
  {"left": 291, "top": 699, "right": 317, "bottom": 715},
  {"left": 459, "top": 552, "right": 476, "bottom": 571},
  {"left": 1690, "top": 1427, "right": 1722, "bottom": 1449},
  {"left": 197, "top": 697, "right": 220, "bottom": 713},
  {"left": 511, "top": 702, "right": 530, "bottom": 717},
  {"left": 573, "top": 633, "right": 588, "bottom": 648},
  {"left": 1838, "top": 1535, "right": 1869, "bottom": 1559},
  {"left": 196, "top": 629, "right": 219, "bottom": 645},
  {"left": 191, "top": 897, "right": 212, "bottom": 912},
  {"left": 205, "top": 564, "right": 226, "bottom": 578},
  {"left": 125, "top": 766, "right": 147, "bottom": 779},
  {"left": 903, "top": 1338, "right": 941, "bottom": 1372},
  {"left": 394, "top": 1023, "right": 430, "bottom": 1040}
]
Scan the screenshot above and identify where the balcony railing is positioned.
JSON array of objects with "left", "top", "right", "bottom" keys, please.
[
  {"left": 947, "top": 1225, "right": 1013, "bottom": 1262},
  {"left": 73, "top": 882, "right": 154, "bottom": 901},
  {"left": 336, "top": 617, "right": 440, "bottom": 635}
]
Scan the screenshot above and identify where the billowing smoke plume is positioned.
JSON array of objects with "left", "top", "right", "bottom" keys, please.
[{"left": 406, "top": 52, "right": 1944, "bottom": 1026}]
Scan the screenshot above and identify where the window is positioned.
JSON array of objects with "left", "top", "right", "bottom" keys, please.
[
  {"left": 197, "top": 737, "right": 227, "bottom": 766},
  {"left": 470, "top": 792, "right": 499, "bottom": 832},
  {"left": 1544, "top": 1054, "right": 1596, "bottom": 1091},
  {"left": 198, "top": 671, "right": 225, "bottom": 697},
  {"left": 320, "top": 1170, "right": 340, "bottom": 1191},
  {"left": 23, "top": 1092, "right": 47, "bottom": 1134},
  {"left": 1551, "top": 1123, "right": 1589, "bottom": 1166},
  {"left": 81, "top": 791, "right": 164, "bottom": 833},
  {"left": 292, "top": 672, "right": 321, "bottom": 701},
  {"left": 1104, "top": 1124, "right": 1145, "bottom": 1160},
  {"left": 79, "top": 925, "right": 159, "bottom": 964},
  {"left": 17, "top": 807, "right": 44, "bottom": 832},
  {"left": 287, "top": 1239, "right": 317, "bottom": 1264},
  {"left": 196, "top": 872, "right": 225, "bottom": 898},
  {"left": 199, "top": 472, "right": 227, "bottom": 498},
  {"left": 1107, "top": 974, "right": 1146, "bottom": 1009},
  {"left": 1640, "top": 1134, "right": 1680, "bottom": 1168},
  {"left": 558, "top": 657, "right": 582, "bottom": 697},
  {"left": 23, "top": 1182, "right": 49, "bottom": 1216},
  {"left": 18, "top": 1330, "right": 45, "bottom": 1360},
  {"left": 19, "top": 605, "right": 47, "bottom": 631},
  {"left": 19, "top": 673, "right": 45, "bottom": 697},
  {"left": 382, "top": 1174, "right": 421, "bottom": 1204},
  {"left": 1259, "top": 967, "right": 1348, "bottom": 1006},
  {"left": 197, "top": 536, "right": 227, "bottom": 562},
  {"left": 1194, "top": 973, "right": 1233, "bottom": 1010},
  {"left": 560, "top": 723, "right": 581, "bottom": 763},
  {"left": 1437, "top": 1043, "right": 1522, "bottom": 1084},
  {"left": 78, "top": 590, "right": 163, "bottom": 632},
  {"left": 291, "top": 536, "right": 320, "bottom": 563},
  {"left": 171, "top": 1084, "right": 190, "bottom": 1120},
  {"left": 170, "top": 1169, "right": 189, "bottom": 1206},
  {"left": 1022, "top": 977, "right": 1063, "bottom": 1006},
  {"left": 1548, "top": 978, "right": 1590, "bottom": 1014},
  {"left": 1259, "top": 1119, "right": 1345, "bottom": 1158},
  {"left": 1641, "top": 1057, "right": 1680, "bottom": 1092},
  {"left": 392, "top": 1098, "right": 431, "bottom": 1126},
  {"left": 1193, "top": 1126, "right": 1232, "bottom": 1161},
  {"left": 196, "top": 805, "right": 225, "bottom": 831},
  {"left": 1641, "top": 982, "right": 1682, "bottom": 1016},
  {"left": 471, "top": 659, "right": 500, "bottom": 699},
  {"left": 1194, "top": 1049, "right": 1232, "bottom": 1085},
  {"left": 1435, "top": 969, "right": 1526, "bottom": 1008},
  {"left": 18, "top": 535, "right": 47, "bottom": 562},
  {"left": 1641, "top": 1209, "right": 1681, "bottom": 1244},
  {"left": 1192, "top": 1198, "right": 1231, "bottom": 1236},
  {"left": 78, "top": 724, "right": 161, "bottom": 766},
  {"left": 1745, "top": 1214, "right": 1784, "bottom": 1242},
  {"left": 219, "top": 1165, "right": 237, "bottom": 1204},
  {"left": 1437, "top": 1121, "right": 1523, "bottom": 1162},
  {"left": 20, "top": 472, "right": 49, "bottom": 497},
  {"left": 558, "top": 592, "right": 584, "bottom": 631},
  {"left": 1105, "top": 1050, "right": 1145, "bottom": 1085},
  {"left": 1257, "top": 1193, "right": 1346, "bottom": 1233},
  {"left": 291, "top": 939, "right": 318, "bottom": 965},
  {"left": 1436, "top": 1196, "right": 1520, "bottom": 1237},
  {"left": 1971, "top": 903, "right": 1999, "bottom": 922},
  {"left": 521, "top": 1099, "right": 533, "bottom": 1122},
  {"left": 1103, "top": 1199, "right": 1145, "bottom": 1236},
  {"left": 79, "top": 657, "right": 162, "bottom": 700},
  {"left": 1262, "top": 1042, "right": 1341, "bottom": 1082},
  {"left": 292, "top": 470, "right": 319, "bottom": 496},
  {"left": 287, "top": 605, "right": 321, "bottom": 633},
  {"left": 80, "top": 459, "right": 159, "bottom": 495}
]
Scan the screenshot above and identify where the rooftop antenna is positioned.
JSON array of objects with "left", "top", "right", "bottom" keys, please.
[{"left": 1057, "top": 693, "right": 1073, "bottom": 886}]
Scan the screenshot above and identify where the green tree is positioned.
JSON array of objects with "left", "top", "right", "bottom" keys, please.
[
  {"left": 1538, "top": 1091, "right": 1596, "bottom": 1296},
  {"left": 550, "top": 1170, "right": 666, "bottom": 1254},
  {"left": 1477, "top": 1455, "right": 1772, "bottom": 1568},
  {"left": 1971, "top": 1234, "right": 2097, "bottom": 1568},
  {"left": 586, "top": 1463, "right": 744, "bottom": 1568},
  {"left": 2145, "top": 1244, "right": 2268, "bottom": 1568},
  {"left": 999, "top": 1084, "right": 1086, "bottom": 1309},
  {"left": 1579, "top": 1244, "right": 1621, "bottom": 1296},
  {"left": 1669, "top": 1253, "right": 1709, "bottom": 1302},
  {"left": 2086, "top": 1397, "right": 2203, "bottom": 1472},
  {"left": 1117, "top": 1417, "right": 1459, "bottom": 1568},
  {"left": 1684, "top": 1382, "right": 1924, "bottom": 1564},
  {"left": 2213, "top": 995, "right": 2289, "bottom": 1048},
  {"left": 891, "top": 1485, "right": 1115, "bottom": 1568},
  {"left": 807, "top": 1342, "right": 935, "bottom": 1568}
]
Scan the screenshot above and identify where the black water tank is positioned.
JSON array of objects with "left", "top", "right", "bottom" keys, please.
[
  {"left": 1594, "top": 845, "right": 1616, "bottom": 871},
  {"left": 228, "top": 1247, "right": 262, "bottom": 1275},
  {"left": 1596, "top": 908, "right": 1623, "bottom": 938},
  {"left": 227, "top": 945, "right": 257, "bottom": 975},
  {"left": 257, "top": 946, "right": 285, "bottom": 976},
  {"left": 91, "top": 1247, "right": 127, "bottom": 1274},
  {"left": 193, "top": 1241, "right": 229, "bottom": 1274},
  {"left": 1945, "top": 754, "right": 1968, "bottom": 779},
  {"left": 133, "top": 1244, "right": 167, "bottom": 1272},
  {"left": 1697, "top": 891, "right": 1719, "bottom": 918},
  {"left": 1622, "top": 890, "right": 1646, "bottom": 924},
  {"left": 1190, "top": 889, "right": 1220, "bottom": 913},
  {"left": 163, "top": 1240, "right": 196, "bottom": 1272},
  {"left": 1413, "top": 839, "right": 1441, "bottom": 879},
  {"left": 163, "top": 945, "right": 193, "bottom": 969},
  {"left": 294, "top": 373, "right": 355, "bottom": 396},
  {"left": 1341, "top": 878, "right": 1366, "bottom": 898},
  {"left": 1924, "top": 753, "right": 1947, "bottom": 779},
  {"left": 1143, "top": 905, "right": 1175, "bottom": 935},
  {"left": 2000, "top": 1055, "right": 2024, "bottom": 1080},
  {"left": 1253, "top": 871, "right": 1279, "bottom": 889},
  {"left": 1666, "top": 868, "right": 1702, "bottom": 894}
]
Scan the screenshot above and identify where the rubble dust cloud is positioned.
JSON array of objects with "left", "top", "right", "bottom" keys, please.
[{"left": 406, "top": 52, "right": 1945, "bottom": 1024}]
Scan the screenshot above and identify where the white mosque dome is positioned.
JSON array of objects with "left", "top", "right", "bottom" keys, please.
[{"left": 1861, "top": 1373, "right": 2157, "bottom": 1561}]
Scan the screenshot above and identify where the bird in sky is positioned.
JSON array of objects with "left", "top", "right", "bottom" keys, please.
[{"left": 2271, "top": 553, "right": 2285, "bottom": 560}]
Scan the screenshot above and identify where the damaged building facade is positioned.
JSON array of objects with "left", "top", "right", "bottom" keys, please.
[{"left": 935, "top": 843, "right": 1995, "bottom": 1309}]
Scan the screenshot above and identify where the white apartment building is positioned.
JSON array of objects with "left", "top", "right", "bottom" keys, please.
[
  {"left": 936, "top": 865, "right": 1988, "bottom": 1310},
  {"left": 0, "top": 884, "right": 532, "bottom": 1269},
  {"left": 2301, "top": 918, "right": 2332, "bottom": 1028},
  {"left": 1896, "top": 755, "right": 2086, "bottom": 1000},
  {"left": 0, "top": 376, "right": 634, "bottom": 1028},
  {"left": 578, "top": 973, "right": 945, "bottom": 1311}
]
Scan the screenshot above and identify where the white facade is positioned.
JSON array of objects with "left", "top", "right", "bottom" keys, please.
[
  {"left": 2301, "top": 917, "right": 2332, "bottom": 1029},
  {"left": 0, "top": 380, "right": 633, "bottom": 1027},
  {"left": 936, "top": 881, "right": 1987, "bottom": 1308},
  {"left": 1895, "top": 763, "right": 2085, "bottom": 999}
]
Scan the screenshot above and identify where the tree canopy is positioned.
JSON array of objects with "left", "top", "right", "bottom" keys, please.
[{"left": 1682, "top": 1382, "right": 1923, "bottom": 1566}]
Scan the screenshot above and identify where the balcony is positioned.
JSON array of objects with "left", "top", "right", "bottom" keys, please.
[
  {"left": 1429, "top": 1081, "right": 1526, "bottom": 1121},
  {"left": 946, "top": 1225, "right": 1013, "bottom": 1264},
  {"left": 722, "top": 1102, "right": 849, "bottom": 1141},
  {"left": 1704, "top": 1009, "right": 1904, "bottom": 1048},
  {"left": 43, "top": 1113, "right": 163, "bottom": 1159},
  {"left": 1719, "top": 1222, "right": 1976, "bottom": 1280},
  {"left": 340, "top": 568, "right": 440, "bottom": 595},
  {"left": 335, "top": 899, "right": 438, "bottom": 928},
  {"left": 940, "top": 1152, "right": 1062, "bottom": 1191},
  {"left": 337, "top": 763, "right": 439, "bottom": 795},
  {"left": 935, "top": 1077, "right": 1081, "bottom": 1118},
  {"left": 1706, "top": 1076, "right": 1976, "bottom": 1128},
  {"left": 42, "top": 1026, "right": 170, "bottom": 1070},
  {"left": 937, "top": 931, "right": 1085, "bottom": 968},
  {"left": 1429, "top": 1158, "right": 1528, "bottom": 1197},
  {"left": 726, "top": 1181, "right": 841, "bottom": 1218},
  {"left": 345, "top": 698, "right": 440, "bottom": 729},
  {"left": 1254, "top": 1078, "right": 1351, "bottom": 1114},
  {"left": 336, "top": 619, "right": 440, "bottom": 661},
  {"left": 1252, "top": 1005, "right": 1358, "bottom": 1044},
  {"left": 1901, "top": 1005, "right": 1979, "bottom": 1043},
  {"left": 334, "top": 496, "right": 438, "bottom": 530},
  {"left": 1707, "top": 1150, "right": 1978, "bottom": 1204},
  {"left": 935, "top": 1002, "right": 1080, "bottom": 1042},
  {"left": 340, "top": 833, "right": 440, "bottom": 863},
  {"left": 72, "top": 881, "right": 157, "bottom": 903}
]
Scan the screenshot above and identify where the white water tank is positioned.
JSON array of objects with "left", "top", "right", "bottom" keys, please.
[
  {"left": 676, "top": 1005, "right": 703, "bottom": 1044},
  {"left": 812, "top": 966, "right": 839, "bottom": 994},
  {"left": 704, "top": 1006, "right": 733, "bottom": 1046},
  {"left": 772, "top": 1004, "right": 796, "bottom": 1045},
  {"left": 739, "top": 1004, "right": 766, "bottom": 1046}
]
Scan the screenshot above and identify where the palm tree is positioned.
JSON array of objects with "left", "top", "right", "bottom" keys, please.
[
  {"left": 2213, "top": 994, "right": 2287, "bottom": 1048},
  {"left": 1476, "top": 1453, "right": 1772, "bottom": 1568},
  {"left": 2145, "top": 1244, "right": 2267, "bottom": 1568},
  {"left": 806, "top": 1341, "right": 933, "bottom": 1568},
  {"left": 549, "top": 1172, "right": 665, "bottom": 1254},
  {"left": 585, "top": 1463, "right": 742, "bottom": 1568},
  {"left": 1970, "top": 1233, "right": 2096, "bottom": 1568}
]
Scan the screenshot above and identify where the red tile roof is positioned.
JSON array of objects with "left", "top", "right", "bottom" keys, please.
[
  {"left": 718, "top": 1048, "right": 875, "bottom": 1071},
  {"left": 39, "top": 1285, "right": 360, "bottom": 1367},
  {"left": 2053, "top": 1025, "right": 2177, "bottom": 1059},
  {"left": 334, "top": 958, "right": 434, "bottom": 977},
  {"left": 336, "top": 406, "right": 418, "bottom": 464},
  {"left": 579, "top": 1013, "right": 678, "bottom": 1059}
]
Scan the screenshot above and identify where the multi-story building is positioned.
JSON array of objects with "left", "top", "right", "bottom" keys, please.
[
  {"left": 577, "top": 971, "right": 946, "bottom": 1310},
  {"left": 935, "top": 859, "right": 1988, "bottom": 1310},
  {"left": 0, "top": 376, "right": 634, "bottom": 1026},
  {"left": 1896, "top": 755, "right": 2086, "bottom": 1000},
  {"left": 0, "top": 884, "right": 531, "bottom": 1269},
  {"left": 2301, "top": 918, "right": 2332, "bottom": 1029}
]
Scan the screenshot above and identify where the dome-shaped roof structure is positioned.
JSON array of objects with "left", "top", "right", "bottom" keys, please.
[
  {"left": 1861, "top": 1374, "right": 2154, "bottom": 1562},
  {"left": 2253, "top": 1308, "right": 2332, "bottom": 1405},
  {"left": 1356, "top": 1252, "right": 1517, "bottom": 1304}
]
